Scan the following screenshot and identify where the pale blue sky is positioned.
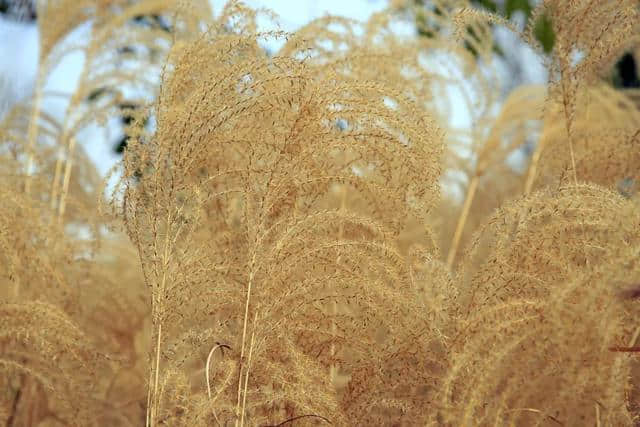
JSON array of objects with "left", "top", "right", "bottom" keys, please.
[
  {"left": 244, "top": 0, "right": 386, "bottom": 28},
  {"left": 0, "top": 1, "right": 391, "bottom": 176}
]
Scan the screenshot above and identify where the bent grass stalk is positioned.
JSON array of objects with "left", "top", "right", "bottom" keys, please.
[
  {"left": 148, "top": 212, "right": 173, "bottom": 426},
  {"left": 524, "top": 137, "right": 545, "bottom": 195},
  {"left": 206, "top": 343, "right": 231, "bottom": 399},
  {"left": 331, "top": 184, "right": 348, "bottom": 385}
]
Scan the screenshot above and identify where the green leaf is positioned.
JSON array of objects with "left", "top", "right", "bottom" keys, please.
[
  {"left": 533, "top": 13, "right": 555, "bottom": 54},
  {"left": 504, "top": 0, "right": 532, "bottom": 19}
]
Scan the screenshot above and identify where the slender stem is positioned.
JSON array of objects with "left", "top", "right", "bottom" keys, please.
[
  {"left": 49, "top": 91, "right": 78, "bottom": 212},
  {"left": 523, "top": 137, "right": 546, "bottom": 195},
  {"left": 558, "top": 61, "right": 578, "bottom": 186},
  {"left": 150, "top": 323, "right": 162, "bottom": 426},
  {"left": 240, "top": 312, "right": 258, "bottom": 427},
  {"left": 630, "top": 326, "right": 640, "bottom": 347},
  {"left": 562, "top": 88, "right": 578, "bottom": 186},
  {"left": 50, "top": 143, "right": 65, "bottom": 210},
  {"left": 24, "top": 72, "right": 44, "bottom": 195},
  {"left": 57, "top": 136, "right": 77, "bottom": 224},
  {"left": 446, "top": 175, "right": 479, "bottom": 269},
  {"left": 50, "top": 21, "right": 96, "bottom": 210},
  {"left": 236, "top": 251, "right": 257, "bottom": 426}
]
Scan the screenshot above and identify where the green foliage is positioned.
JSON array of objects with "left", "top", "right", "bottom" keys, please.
[
  {"left": 503, "top": 0, "right": 531, "bottom": 18},
  {"left": 532, "top": 11, "right": 554, "bottom": 53},
  {"left": 409, "top": 0, "right": 556, "bottom": 57},
  {"left": 479, "top": 0, "right": 555, "bottom": 54}
]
